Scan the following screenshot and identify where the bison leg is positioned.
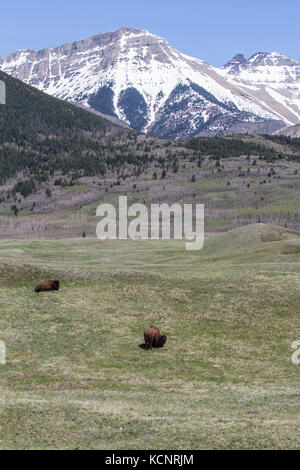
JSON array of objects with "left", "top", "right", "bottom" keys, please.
[
  {"left": 144, "top": 334, "right": 150, "bottom": 350},
  {"left": 144, "top": 332, "right": 154, "bottom": 350}
]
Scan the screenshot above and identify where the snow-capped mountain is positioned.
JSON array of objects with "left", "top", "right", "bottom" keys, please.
[
  {"left": 274, "top": 123, "right": 300, "bottom": 138},
  {"left": 220, "top": 51, "right": 300, "bottom": 130},
  {"left": 1, "top": 27, "right": 299, "bottom": 138}
]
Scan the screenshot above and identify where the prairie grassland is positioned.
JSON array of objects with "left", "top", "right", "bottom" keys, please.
[{"left": 0, "top": 223, "right": 299, "bottom": 449}]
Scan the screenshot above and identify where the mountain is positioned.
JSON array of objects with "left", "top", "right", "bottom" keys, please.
[
  {"left": 220, "top": 51, "right": 300, "bottom": 129},
  {"left": 1, "top": 28, "right": 299, "bottom": 139},
  {"left": 222, "top": 51, "right": 299, "bottom": 74}
]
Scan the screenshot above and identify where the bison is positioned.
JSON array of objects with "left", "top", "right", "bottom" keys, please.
[
  {"left": 34, "top": 280, "right": 59, "bottom": 293},
  {"left": 144, "top": 325, "right": 167, "bottom": 350}
]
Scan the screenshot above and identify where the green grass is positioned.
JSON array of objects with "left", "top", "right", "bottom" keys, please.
[
  {"left": 0, "top": 224, "right": 299, "bottom": 449},
  {"left": 65, "top": 185, "right": 88, "bottom": 194}
]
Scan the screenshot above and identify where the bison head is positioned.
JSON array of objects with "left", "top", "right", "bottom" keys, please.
[{"left": 158, "top": 335, "right": 167, "bottom": 347}]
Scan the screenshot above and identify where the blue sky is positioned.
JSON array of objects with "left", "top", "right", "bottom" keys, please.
[{"left": 1, "top": 0, "right": 299, "bottom": 66}]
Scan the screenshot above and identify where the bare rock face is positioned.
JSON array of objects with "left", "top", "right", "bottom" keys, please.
[{"left": 1, "top": 27, "right": 299, "bottom": 138}]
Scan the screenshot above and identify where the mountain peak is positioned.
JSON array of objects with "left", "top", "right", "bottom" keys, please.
[
  {"left": 1, "top": 29, "right": 299, "bottom": 139},
  {"left": 3, "top": 27, "right": 166, "bottom": 61},
  {"left": 222, "top": 53, "right": 246, "bottom": 71},
  {"left": 233, "top": 53, "right": 246, "bottom": 62},
  {"left": 222, "top": 51, "right": 300, "bottom": 79},
  {"left": 247, "top": 51, "right": 299, "bottom": 67}
]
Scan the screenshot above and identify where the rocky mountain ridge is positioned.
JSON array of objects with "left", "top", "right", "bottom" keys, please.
[{"left": 1, "top": 27, "right": 299, "bottom": 138}]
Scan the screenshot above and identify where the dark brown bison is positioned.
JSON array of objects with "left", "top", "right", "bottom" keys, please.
[
  {"left": 34, "top": 280, "right": 59, "bottom": 293},
  {"left": 144, "top": 326, "right": 167, "bottom": 350}
]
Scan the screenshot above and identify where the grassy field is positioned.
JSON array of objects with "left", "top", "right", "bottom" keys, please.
[
  {"left": 3, "top": 144, "right": 300, "bottom": 239},
  {"left": 0, "top": 223, "right": 299, "bottom": 449}
]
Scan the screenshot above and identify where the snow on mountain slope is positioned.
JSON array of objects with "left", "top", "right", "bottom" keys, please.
[
  {"left": 220, "top": 51, "right": 300, "bottom": 127},
  {"left": 1, "top": 28, "right": 298, "bottom": 138}
]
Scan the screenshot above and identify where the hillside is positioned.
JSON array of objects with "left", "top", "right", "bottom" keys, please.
[
  {"left": 2, "top": 71, "right": 300, "bottom": 237},
  {"left": 0, "top": 69, "right": 191, "bottom": 197},
  {"left": 0, "top": 224, "right": 299, "bottom": 449},
  {"left": 274, "top": 123, "right": 300, "bottom": 138},
  {"left": 2, "top": 27, "right": 300, "bottom": 139},
  {"left": 1, "top": 132, "right": 300, "bottom": 238},
  {"left": 0, "top": 69, "right": 135, "bottom": 183}
]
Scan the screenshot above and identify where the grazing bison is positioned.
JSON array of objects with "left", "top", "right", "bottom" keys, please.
[
  {"left": 34, "top": 280, "right": 59, "bottom": 293},
  {"left": 144, "top": 325, "right": 167, "bottom": 350}
]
